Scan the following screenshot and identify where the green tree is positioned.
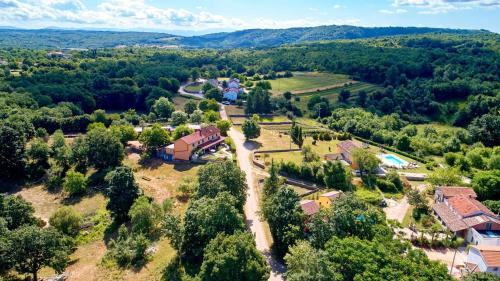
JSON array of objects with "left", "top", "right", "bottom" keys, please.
[
  {"left": 204, "top": 110, "right": 220, "bottom": 123},
  {"left": 285, "top": 240, "right": 340, "bottom": 281},
  {"left": 264, "top": 160, "right": 281, "bottom": 196},
  {"left": 0, "top": 124, "right": 26, "bottom": 179},
  {"left": 199, "top": 232, "right": 270, "bottom": 281},
  {"left": 129, "top": 196, "right": 162, "bottom": 235},
  {"left": 242, "top": 118, "right": 261, "bottom": 140},
  {"left": 472, "top": 170, "right": 500, "bottom": 200},
  {"left": 139, "top": 124, "right": 170, "bottom": 156},
  {"left": 26, "top": 138, "right": 50, "bottom": 168},
  {"left": 182, "top": 192, "right": 245, "bottom": 261},
  {"left": 106, "top": 166, "right": 141, "bottom": 222},
  {"left": 291, "top": 123, "right": 304, "bottom": 148},
  {"left": 0, "top": 194, "right": 38, "bottom": 230},
  {"left": 151, "top": 97, "right": 175, "bottom": 119},
  {"left": 85, "top": 127, "right": 124, "bottom": 170},
  {"left": 171, "top": 111, "right": 189, "bottom": 126},
  {"left": 190, "top": 109, "right": 204, "bottom": 123},
  {"left": 198, "top": 99, "right": 220, "bottom": 112},
  {"left": 196, "top": 161, "right": 247, "bottom": 211},
  {"left": 205, "top": 88, "right": 223, "bottom": 101},
  {"left": 109, "top": 124, "right": 137, "bottom": 144},
  {"left": 216, "top": 120, "right": 231, "bottom": 136},
  {"left": 338, "top": 89, "right": 350, "bottom": 103},
  {"left": 184, "top": 100, "right": 198, "bottom": 114},
  {"left": 62, "top": 170, "right": 87, "bottom": 196},
  {"left": 172, "top": 125, "right": 194, "bottom": 140},
  {"left": 178, "top": 176, "right": 197, "bottom": 198},
  {"left": 9, "top": 226, "right": 72, "bottom": 281},
  {"left": 302, "top": 145, "right": 320, "bottom": 163},
  {"left": 427, "top": 168, "right": 461, "bottom": 186},
  {"left": 262, "top": 187, "right": 304, "bottom": 258},
  {"left": 49, "top": 206, "right": 82, "bottom": 237},
  {"left": 352, "top": 149, "right": 380, "bottom": 187},
  {"left": 323, "top": 161, "right": 352, "bottom": 191}
]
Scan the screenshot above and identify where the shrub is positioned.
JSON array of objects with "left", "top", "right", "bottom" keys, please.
[
  {"left": 129, "top": 196, "right": 162, "bottom": 235},
  {"left": 49, "top": 206, "right": 82, "bottom": 237},
  {"left": 63, "top": 171, "right": 87, "bottom": 196}
]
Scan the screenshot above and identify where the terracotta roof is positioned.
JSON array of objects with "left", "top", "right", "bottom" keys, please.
[
  {"left": 337, "top": 140, "right": 361, "bottom": 152},
  {"left": 300, "top": 200, "right": 320, "bottom": 216},
  {"left": 438, "top": 186, "right": 477, "bottom": 198},
  {"left": 320, "top": 191, "right": 342, "bottom": 200},
  {"left": 433, "top": 202, "right": 468, "bottom": 232},
  {"left": 463, "top": 215, "right": 500, "bottom": 228},
  {"left": 471, "top": 245, "right": 500, "bottom": 267},
  {"left": 447, "top": 196, "right": 495, "bottom": 218},
  {"left": 178, "top": 125, "right": 220, "bottom": 145}
]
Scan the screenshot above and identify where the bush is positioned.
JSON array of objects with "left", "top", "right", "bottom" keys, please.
[
  {"left": 49, "top": 206, "right": 82, "bottom": 237},
  {"left": 129, "top": 196, "right": 162, "bottom": 235},
  {"left": 376, "top": 179, "right": 397, "bottom": 193},
  {"left": 106, "top": 225, "right": 150, "bottom": 268},
  {"left": 63, "top": 171, "right": 87, "bottom": 196}
]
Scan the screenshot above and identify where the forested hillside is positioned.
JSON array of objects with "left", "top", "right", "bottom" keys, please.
[{"left": 0, "top": 25, "right": 487, "bottom": 49}]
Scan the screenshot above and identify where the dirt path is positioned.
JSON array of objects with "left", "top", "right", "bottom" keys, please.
[
  {"left": 221, "top": 105, "right": 285, "bottom": 281},
  {"left": 384, "top": 196, "right": 409, "bottom": 223}
]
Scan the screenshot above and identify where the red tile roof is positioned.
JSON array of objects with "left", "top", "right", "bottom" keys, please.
[
  {"left": 448, "top": 196, "right": 495, "bottom": 218},
  {"left": 337, "top": 140, "right": 361, "bottom": 152},
  {"left": 179, "top": 125, "right": 220, "bottom": 145},
  {"left": 433, "top": 202, "right": 468, "bottom": 232},
  {"left": 438, "top": 186, "right": 477, "bottom": 198},
  {"left": 471, "top": 245, "right": 500, "bottom": 267},
  {"left": 300, "top": 200, "right": 320, "bottom": 216}
]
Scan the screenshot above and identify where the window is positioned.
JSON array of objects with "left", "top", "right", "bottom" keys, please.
[{"left": 486, "top": 222, "right": 492, "bottom": 230}]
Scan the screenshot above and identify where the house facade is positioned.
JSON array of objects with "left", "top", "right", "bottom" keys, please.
[
  {"left": 433, "top": 186, "right": 500, "bottom": 245},
  {"left": 318, "top": 191, "right": 342, "bottom": 209},
  {"left": 466, "top": 245, "right": 500, "bottom": 276},
  {"left": 157, "top": 125, "right": 224, "bottom": 161},
  {"left": 223, "top": 78, "right": 244, "bottom": 101}
]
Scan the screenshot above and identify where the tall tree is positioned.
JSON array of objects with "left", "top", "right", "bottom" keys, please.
[
  {"left": 351, "top": 149, "right": 380, "bottom": 187},
  {"left": 138, "top": 124, "right": 170, "bottom": 156},
  {"left": 323, "top": 161, "right": 352, "bottom": 191},
  {"left": 0, "top": 195, "right": 38, "bottom": 230},
  {"left": 85, "top": 127, "right": 124, "bottom": 170},
  {"left": 9, "top": 226, "right": 72, "bottom": 281},
  {"left": 262, "top": 187, "right": 304, "bottom": 258},
  {"left": 242, "top": 118, "right": 261, "bottom": 141},
  {"left": 151, "top": 97, "right": 175, "bottom": 119},
  {"left": 182, "top": 193, "right": 245, "bottom": 261},
  {"left": 285, "top": 241, "right": 340, "bottom": 281},
  {"left": 0, "top": 124, "right": 26, "bottom": 179},
  {"left": 106, "top": 166, "right": 141, "bottom": 222},
  {"left": 290, "top": 122, "right": 304, "bottom": 148}
]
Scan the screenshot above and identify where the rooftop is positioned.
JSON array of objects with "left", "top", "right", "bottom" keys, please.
[
  {"left": 320, "top": 191, "right": 342, "bottom": 200},
  {"left": 447, "top": 196, "right": 495, "bottom": 218},
  {"left": 433, "top": 202, "right": 468, "bottom": 232},
  {"left": 337, "top": 140, "right": 361, "bottom": 152},
  {"left": 471, "top": 245, "right": 500, "bottom": 267},
  {"left": 437, "top": 186, "right": 477, "bottom": 198},
  {"left": 178, "top": 125, "right": 220, "bottom": 145},
  {"left": 300, "top": 200, "right": 320, "bottom": 216}
]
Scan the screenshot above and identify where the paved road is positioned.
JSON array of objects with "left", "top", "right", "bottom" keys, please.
[
  {"left": 178, "top": 82, "right": 204, "bottom": 99},
  {"left": 220, "top": 105, "right": 285, "bottom": 281}
]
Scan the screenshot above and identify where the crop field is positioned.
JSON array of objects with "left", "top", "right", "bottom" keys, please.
[{"left": 265, "top": 72, "right": 353, "bottom": 95}]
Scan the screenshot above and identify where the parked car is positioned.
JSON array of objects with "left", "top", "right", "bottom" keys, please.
[{"left": 222, "top": 101, "right": 230, "bottom": 105}]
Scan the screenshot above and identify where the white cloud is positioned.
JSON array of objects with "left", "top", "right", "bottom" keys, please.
[
  {"left": 0, "top": 0, "right": 246, "bottom": 30},
  {"left": 333, "top": 4, "right": 342, "bottom": 9},
  {"left": 379, "top": 8, "right": 407, "bottom": 14},
  {"left": 392, "top": 0, "right": 499, "bottom": 14},
  {"left": 253, "top": 17, "right": 360, "bottom": 29}
]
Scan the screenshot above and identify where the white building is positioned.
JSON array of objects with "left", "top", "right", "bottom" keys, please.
[{"left": 466, "top": 245, "right": 500, "bottom": 276}]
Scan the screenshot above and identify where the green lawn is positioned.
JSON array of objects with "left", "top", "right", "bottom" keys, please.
[
  {"left": 184, "top": 84, "right": 202, "bottom": 92},
  {"left": 265, "top": 72, "right": 353, "bottom": 95},
  {"left": 173, "top": 95, "right": 198, "bottom": 111}
]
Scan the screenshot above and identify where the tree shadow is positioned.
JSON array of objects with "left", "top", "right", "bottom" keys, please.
[
  {"left": 161, "top": 255, "right": 183, "bottom": 281},
  {"left": 173, "top": 163, "right": 199, "bottom": 172},
  {"left": 138, "top": 158, "right": 163, "bottom": 170},
  {"left": 244, "top": 140, "right": 262, "bottom": 150}
]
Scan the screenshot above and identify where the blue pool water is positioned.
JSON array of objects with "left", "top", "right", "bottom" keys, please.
[{"left": 379, "top": 154, "right": 408, "bottom": 168}]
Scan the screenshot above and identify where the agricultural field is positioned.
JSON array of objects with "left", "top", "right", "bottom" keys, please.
[
  {"left": 265, "top": 72, "right": 353, "bottom": 95},
  {"left": 296, "top": 81, "right": 382, "bottom": 110}
]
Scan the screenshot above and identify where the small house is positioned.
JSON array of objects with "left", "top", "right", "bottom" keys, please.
[
  {"left": 466, "top": 245, "right": 500, "bottom": 276},
  {"left": 318, "top": 191, "right": 342, "bottom": 209},
  {"left": 337, "top": 140, "right": 362, "bottom": 168}
]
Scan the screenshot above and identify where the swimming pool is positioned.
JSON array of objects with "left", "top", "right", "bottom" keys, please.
[{"left": 378, "top": 154, "right": 409, "bottom": 169}]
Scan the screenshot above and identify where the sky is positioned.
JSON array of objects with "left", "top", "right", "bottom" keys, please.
[{"left": 0, "top": 0, "right": 499, "bottom": 34}]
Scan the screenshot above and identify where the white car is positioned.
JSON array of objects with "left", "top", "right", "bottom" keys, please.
[{"left": 222, "top": 101, "right": 230, "bottom": 105}]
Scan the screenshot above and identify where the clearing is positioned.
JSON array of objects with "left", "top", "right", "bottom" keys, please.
[
  {"left": 265, "top": 72, "right": 353, "bottom": 95},
  {"left": 172, "top": 95, "right": 198, "bottom": 111}
]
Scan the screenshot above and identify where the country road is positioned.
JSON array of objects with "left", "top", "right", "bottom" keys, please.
[{"left": 220, "top": 105, "right": 285, "bottom": 281}]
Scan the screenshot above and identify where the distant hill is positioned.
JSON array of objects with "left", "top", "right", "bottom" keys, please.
[
  {"left": 0, "top": 25, "right": 489, "bottom": 49},
  {"left": 0, "top": 29, "right": 178, "bottom": 49},
  {"left": 177, "top": 25, "right": 486, "bottom": 48}
]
